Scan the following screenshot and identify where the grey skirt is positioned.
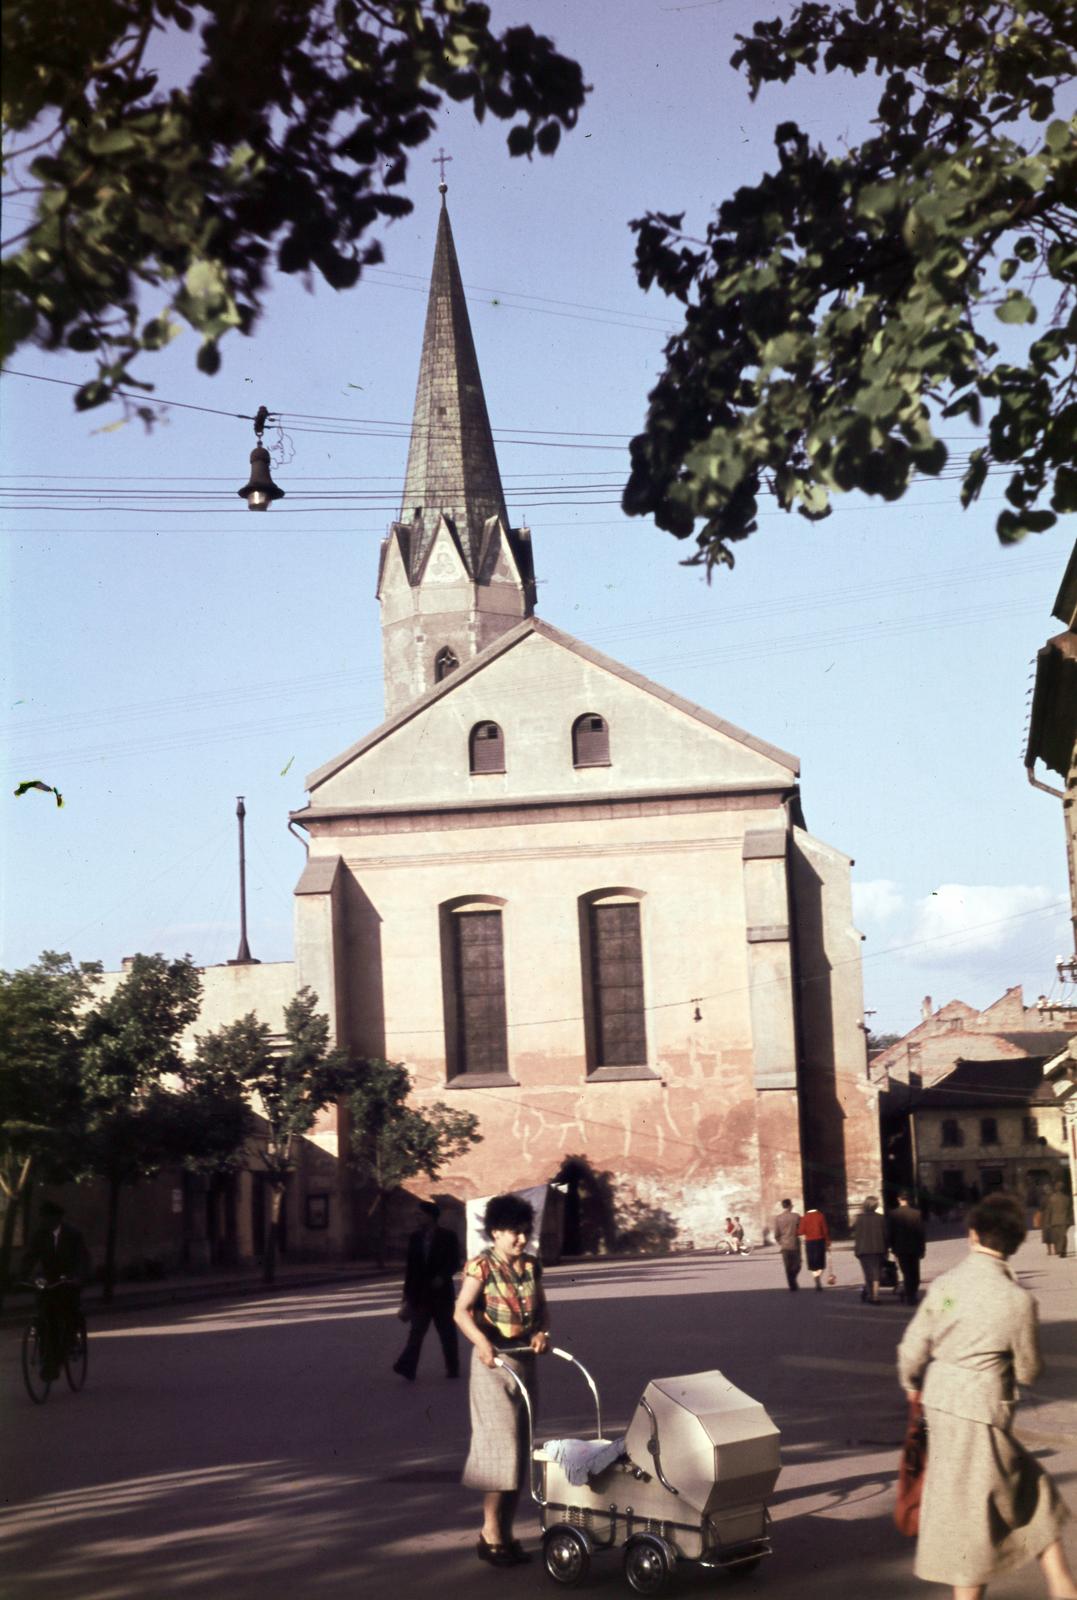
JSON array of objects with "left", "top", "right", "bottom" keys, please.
[
  {"left": 462, "top": 1349, "right": 536, "bottom": 1493},
  {"left": 916, "top": 1408, "right": 1070, "bottom": 1585}
]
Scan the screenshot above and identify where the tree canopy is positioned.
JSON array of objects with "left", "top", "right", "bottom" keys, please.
[
  {"left": 1, "top": 0, "right": 587, "bottom": 410},
  {"left": 624, "top": 0, "right": 1077, "bottom": 567},
  {"left": 0, "top": 951, "right": 101, "bottom": 1298},
  {"left": 347, "top": 1057, "right": 480, "bottom": 1264},
  {"left": 193, "top": 988, "right": 347, "bottom": 1279}
]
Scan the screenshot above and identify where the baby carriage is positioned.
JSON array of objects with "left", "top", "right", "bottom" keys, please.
[{"left": 496, "top": 1348, "right": 780, "bottom": 1592}]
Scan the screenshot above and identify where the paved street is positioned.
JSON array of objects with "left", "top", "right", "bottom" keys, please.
[{"left": 3, "top": 1236, "right": 1075, "bottom": 1600}]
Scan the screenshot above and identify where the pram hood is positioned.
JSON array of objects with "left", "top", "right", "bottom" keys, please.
[{"left": 623, "top": 1370, "right": 780, "bottom": 1518}]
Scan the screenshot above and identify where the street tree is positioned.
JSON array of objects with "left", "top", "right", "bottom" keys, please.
[
  {"left": 77, "top": 952, "right": 203, "bottom": 1299},
  {"left": 347, "top": 1057, "right": 480, "bottom": 1266},
  {"left": 0, "top": 951, "right": 100, "bottom": 1304},
  {"left": 1, "top": 0, "right": 587, "bottom": 411},
  {"left": 624, "top": 0, "right": 1077, "bottom": 568},
  {"left": 193, "top": 989, "right": 346, "bottom": 1283}
]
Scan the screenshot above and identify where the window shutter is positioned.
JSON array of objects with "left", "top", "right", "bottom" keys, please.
[
  {"left": 589, "top": 901, "right": 646, "bottom": 1068},
  {"left": 573, "top": 713, "right": 609, "bottom": 766},
  {"left": 469, "top": 721, "right": 505, "bottom": 773},
  {"left": 452, "top": 911, "right": 508, "bottom": 1074}
]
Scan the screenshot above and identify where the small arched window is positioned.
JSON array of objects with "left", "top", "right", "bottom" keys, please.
[
  {"left": 435, "top": 646, "right": 459, "bottom": 682},
  {"left": 469, "top": 721, "right": 505, "bottom": 774},
  {"left": 572, "top": 713, "right": 610, "bottom": 767}
]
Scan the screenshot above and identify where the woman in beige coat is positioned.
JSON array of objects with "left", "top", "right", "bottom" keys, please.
[{"left": 897, "top": 1192, "right": 1075, "bottom": 1599}]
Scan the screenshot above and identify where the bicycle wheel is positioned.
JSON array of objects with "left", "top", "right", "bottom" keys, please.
[
  {"left": 65, "top": 1314, "right": 88, "bottom": 1391},
  {"left": 22, "top": 1322, "right": 51, "bottom": 1404}
]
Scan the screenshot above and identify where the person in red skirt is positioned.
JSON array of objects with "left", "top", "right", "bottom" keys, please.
[{"left": 798, "top": 1206, "right": 831, "bottom": 1290}]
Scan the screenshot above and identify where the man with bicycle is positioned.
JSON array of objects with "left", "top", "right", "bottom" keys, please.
[{"left": 21, "top": 1200, "right": 91, "bottom": 1381}]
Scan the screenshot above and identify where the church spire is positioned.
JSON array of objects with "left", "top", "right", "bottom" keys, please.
[
  {"left": 399, "top": 188, "right": 508, "bottom": 565},
  {"left": 376, "top": 186, "right": 535, "bottom": 718}
]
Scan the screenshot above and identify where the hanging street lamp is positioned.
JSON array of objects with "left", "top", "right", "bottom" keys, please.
[{"left": 238, "top": 405, "right": 285, "bottom": 510}]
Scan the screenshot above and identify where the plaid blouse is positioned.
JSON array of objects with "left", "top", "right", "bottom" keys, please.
[{"left": 464, "top": 1249, "right": 546, "bottom": 1346}]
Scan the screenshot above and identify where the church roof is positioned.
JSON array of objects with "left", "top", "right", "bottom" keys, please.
[
  {"left": 301, "top": 615, "right": 800, "bottom": 794},
  {"left": 395, "top": 193, "right": 517, "bottom": 580}
]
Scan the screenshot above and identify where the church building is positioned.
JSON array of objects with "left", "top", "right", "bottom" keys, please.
[{"left": 288, "top": 187, "right": 881, "bottom": 1251}]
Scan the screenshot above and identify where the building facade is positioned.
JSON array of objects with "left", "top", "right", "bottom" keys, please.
[{"left": 288, "top": 191, "right": 881, "bottom": 1248}]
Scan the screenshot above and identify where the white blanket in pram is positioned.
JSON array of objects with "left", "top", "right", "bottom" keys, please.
[{"left": 540, "top": 1436, "right": 626, "bottom": 1486}]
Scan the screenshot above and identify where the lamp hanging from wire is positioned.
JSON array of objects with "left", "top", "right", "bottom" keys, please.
[{"left": 238, "top": 405, "right": 285, "bottom": 510}]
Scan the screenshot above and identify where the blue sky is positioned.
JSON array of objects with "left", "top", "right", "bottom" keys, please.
[{"left": 2, "top": 0, "right": 1074, "bottom": 1035}]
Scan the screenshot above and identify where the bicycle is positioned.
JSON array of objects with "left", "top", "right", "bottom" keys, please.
[
  {"left": 715, "top": 1237, "right": 753, "bottom": 1257},
  {"left": 20, "top": 1279, "right": 88, "bottom": 1404}
]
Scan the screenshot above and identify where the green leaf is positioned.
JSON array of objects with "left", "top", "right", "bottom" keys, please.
[
  {"left": 995, "top": 292, "right": 1035, "bottom": 325},
  {"left": 87, "top": 128, "right": 138, "bottom": 156}
]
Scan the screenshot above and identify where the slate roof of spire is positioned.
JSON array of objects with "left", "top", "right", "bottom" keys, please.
[{"left": 396, "top": 193, "right": 523, "bottom": 582}]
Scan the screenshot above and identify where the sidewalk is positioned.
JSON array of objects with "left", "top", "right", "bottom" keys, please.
[{"left": 1, "top": 1255, "right": 393, "bottom": 1327}]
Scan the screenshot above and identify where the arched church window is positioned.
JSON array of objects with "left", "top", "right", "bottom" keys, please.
[
  {"left": 441, "top": 898, "right": 510, "bottom": 1081},
  {"left": 579, "top": 890, "right": 648, "bottom": 1074},
  {"left": 572, "top": 713, "right": 610, "bottom": 767},
  {"left": 469, "top": 721, "right": 505, "bottom": 774},
  {"left": 435, "top": 646, "right": 459, "bottom": 682}
]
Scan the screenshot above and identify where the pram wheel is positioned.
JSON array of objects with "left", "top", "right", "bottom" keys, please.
[
  {"left": 543, "top": 1524, "right": 591, "bottom": 1587},
  {"left": 624, "top": 1533, "right": 675, "bottom": 1594}
]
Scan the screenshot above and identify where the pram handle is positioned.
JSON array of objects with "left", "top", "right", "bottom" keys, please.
[
  {"left": 493, "top": 1344, "right": 603, "bottom": 1439},
  {"left": 492, "top": 1345, "right": 605, "bottom": 1509}
]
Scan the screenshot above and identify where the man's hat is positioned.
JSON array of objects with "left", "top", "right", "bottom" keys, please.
[{"left": 39, "top": 1199, "right": 64, "bottom": 1220}]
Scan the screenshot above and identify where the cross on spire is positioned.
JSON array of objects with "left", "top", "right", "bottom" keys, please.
[{"left": 433, "top": 147, "right": 452, "bottom": 192}]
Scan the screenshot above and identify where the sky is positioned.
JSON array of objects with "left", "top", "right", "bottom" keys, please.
[{"left": 2, "top": 0, "right": 1075, "bottom": 1037}]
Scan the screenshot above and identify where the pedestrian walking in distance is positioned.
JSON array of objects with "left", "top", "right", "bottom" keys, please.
[
  {"left": 1041, "top": 1180, "right": 1073, "bottom": 1259},
  {"left": 797, "top": 1205, "right": 830, "bottom": 1290},
  {"left": 392, "top": 1201, "right": 462, "bottom": 1381},
  {"left": 853, "top": 1196, "right": 887, "bottom": 1305},
  {"left": 887, "top": 1190, "right": 926, "bottom": 1304},
  {"left": 455, "top": 1192, "right": 551, "bottom": 1568},
  {"left": 898, "top": 1191, "right": 1075, "bottom": 1599},
  {"left": 774, "top": 1199, "right": 802, "bottom": 1290}
]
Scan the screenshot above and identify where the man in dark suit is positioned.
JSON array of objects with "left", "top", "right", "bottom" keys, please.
[
  {"left": 21, "top": 1200, "right": 92, "bottom": 1380},
  {"left": 392, "top": 1201, "right": 462, "bottom": 1380},
  {"left": 886, "top": 1190, "right": 926, "bottom": 1304}
]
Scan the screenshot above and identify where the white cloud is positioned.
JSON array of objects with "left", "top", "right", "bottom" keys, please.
[
  {"left": 906, "top": 883, "right": 1059, "bottom": 960},
  {"left": 852, "top": 878, "right": 905, "bottom": 924}
]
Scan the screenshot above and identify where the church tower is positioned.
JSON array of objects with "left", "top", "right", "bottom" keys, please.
[{"left": 376, "top": 185, "right": 536, "bottom": 716}]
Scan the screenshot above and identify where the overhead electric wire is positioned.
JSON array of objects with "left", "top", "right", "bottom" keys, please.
[
  {"left": 4, "top": 551, "right": 1056, "bottom": 747},
  {"left": 2, "top": 596, "right": 1049, "bottom": 774}
]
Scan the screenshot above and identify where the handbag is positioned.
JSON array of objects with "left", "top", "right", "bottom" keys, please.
[{"left": 894, "top": 1397, "right": 927, "bottom": 1536}]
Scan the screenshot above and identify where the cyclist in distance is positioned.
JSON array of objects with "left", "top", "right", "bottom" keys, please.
[{"left": 21, "top": 1200, "right": 92, "bottom": 1380}]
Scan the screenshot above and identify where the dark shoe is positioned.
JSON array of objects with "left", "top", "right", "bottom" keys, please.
[
  {"left": 40, "top": 1367, "right": 58, "bottom": 1382},
  {"left": 507, "top": 1541, "right": 533, "bottom": 1565},
  {"left": 477, "top": 1535, "right": 517, "bottom": 1568},
  {"left": 392, "top": 1361, "right": 415, "bottom": 1381}
]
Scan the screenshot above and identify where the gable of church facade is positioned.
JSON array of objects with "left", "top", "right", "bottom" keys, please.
[{"left": 309, "top": 628, "right": 797, "bottom": 811}]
